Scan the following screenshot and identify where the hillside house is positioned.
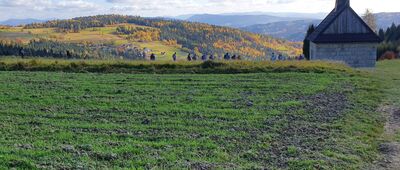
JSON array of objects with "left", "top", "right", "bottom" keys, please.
[{"left": 307, "top": 0, "right": 382, "bottom": 67}]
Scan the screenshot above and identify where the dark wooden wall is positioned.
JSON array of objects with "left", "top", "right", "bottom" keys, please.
[{"left": 324, "top": 8, "right": 369, "bottom": 34}]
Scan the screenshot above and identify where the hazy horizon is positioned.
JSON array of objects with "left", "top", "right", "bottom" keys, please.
[{"left": 0, "top": 0, "right": 399, "bottom": 21}]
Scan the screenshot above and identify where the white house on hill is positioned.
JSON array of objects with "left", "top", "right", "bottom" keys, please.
[{"left": 307, "top": 0, "right": 382, "bottom": 67}]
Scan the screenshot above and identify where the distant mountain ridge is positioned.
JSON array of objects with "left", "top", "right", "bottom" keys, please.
[
  {"left": 241, "top": 20, "right": 321, "bottom": 42},
  {"left": 186, "top": 14, "right": 309, "bottom": 28},
  {"left": 173, "top": 12, "right": 326, "bottom": 20},
  {"left": 217, "top": 12, "right": 327, "bottom": 19},
  {"left": 0, "top": 18, "right": 46, "bottom": 26},
  {"left": 375, "top": 12, "right": 400, "bottom": 30}
]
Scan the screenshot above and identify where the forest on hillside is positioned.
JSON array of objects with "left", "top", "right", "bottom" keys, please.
[
  {"left": 21, "top": 15, "right": 301, "bottom": 58},
  {"left": 0, "top": 39, "right": 144, "bottom": 59}
]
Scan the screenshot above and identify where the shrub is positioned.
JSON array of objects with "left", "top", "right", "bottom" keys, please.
[
  {"left": 379, "top": 51, "right": 397, "bottom": 60},
  {"left": 201, "top": 60, "right": 226, "bottom": 69}
]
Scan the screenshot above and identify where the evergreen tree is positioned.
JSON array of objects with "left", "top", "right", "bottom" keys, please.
[
  {"left": 395, "top": 25, "right": 400, "bottom": 40},
  {"left": 379, "top": 29, "right": 385, "bottom": 40},
  {"left": 377, "top": 23, "right": 400, "bottom": 59},
  {"left": 386, "top": 23, "right": 397, "bottom": 41},
  {"left": 303, "top": 24, "right": 315, "bottom": 60}
]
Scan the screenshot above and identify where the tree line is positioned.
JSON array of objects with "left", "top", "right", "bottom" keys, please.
[
  {"left": 0, "top": 39, "right": 144, "bottom": 60},
  {"left": 378, "top": 23, "right": 400, "bottom": 60}
]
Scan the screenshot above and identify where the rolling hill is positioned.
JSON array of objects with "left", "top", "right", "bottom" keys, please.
[{"left": 0, "top": 15, "right": 301, "bottom": 61}]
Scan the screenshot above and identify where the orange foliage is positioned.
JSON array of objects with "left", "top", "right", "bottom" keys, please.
[
  {"left": 239, "top": 47, "right": 264, "bottom": 57},
  {"left": 213, "top": 40, "right": 237, "bottom": 52},
  {"left": 127, "top": 30, "right": 160, "bottom": 42},
  {"left": 380, "top": 51, "right": 397, "bottom": 60},
  {"left": 163, "top": 39, "right": 178, "bottom": 46}
]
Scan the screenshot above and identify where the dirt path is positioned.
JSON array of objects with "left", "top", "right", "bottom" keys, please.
[{"left": 374, "top": 106, "right": 400, "bottom": 170}]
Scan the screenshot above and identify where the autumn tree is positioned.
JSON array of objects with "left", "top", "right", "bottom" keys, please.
[{"left": 362, "top": 9, "right": 377, "bottom": 32}]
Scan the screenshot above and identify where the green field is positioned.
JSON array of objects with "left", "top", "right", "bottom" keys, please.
[{"left": 0, "top": 59, "right": 396, "bottom": 169}]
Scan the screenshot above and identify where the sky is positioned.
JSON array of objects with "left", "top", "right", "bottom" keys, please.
[{"left": 0, "top": 0, "right": 399, "bottom": 21}]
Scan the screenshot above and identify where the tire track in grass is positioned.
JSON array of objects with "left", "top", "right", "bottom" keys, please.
[
  {"left": 375, "top": 106, "right": 400, "bottom": 170},
  {"left": 369, "top": 60, "right": 400, "bottom": 170}
]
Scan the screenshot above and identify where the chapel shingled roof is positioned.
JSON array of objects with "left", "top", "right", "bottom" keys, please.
[{"left": 308, "top": 0, "right": 381, "bottom": 43}]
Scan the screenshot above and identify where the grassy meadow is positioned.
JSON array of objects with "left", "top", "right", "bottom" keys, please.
[{"left": 0, "top": 59, "right": 395, "bottom": 169}]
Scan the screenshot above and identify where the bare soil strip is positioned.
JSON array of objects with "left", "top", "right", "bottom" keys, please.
[{"left": 375, "top": 106, "right": 400, "bottom": 170}]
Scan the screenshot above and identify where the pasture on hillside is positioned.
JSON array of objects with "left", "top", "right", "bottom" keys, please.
[
  {"left": 0, "top": 60, "right": 393, "bottom": 169},
  {"left": 0, "top": 25, "right": 187, "bottom": 61}
]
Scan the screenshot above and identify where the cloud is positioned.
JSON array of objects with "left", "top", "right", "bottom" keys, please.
[
  {"left": 106, "top": 0, "right": 295, "bottom": 4},
  {"left": 0, "top": 0, "right": 97, "bottom": 11},
  {"left": 0, "top": 0, "right": 396, "bottom": 21},
  {"left": 106, "top": 0, "right": 297, "bottom": 12}
]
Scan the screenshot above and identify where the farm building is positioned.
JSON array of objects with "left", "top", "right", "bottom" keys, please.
[{"left": 307, "top": 0, "right": 382, "bottom": 67}]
